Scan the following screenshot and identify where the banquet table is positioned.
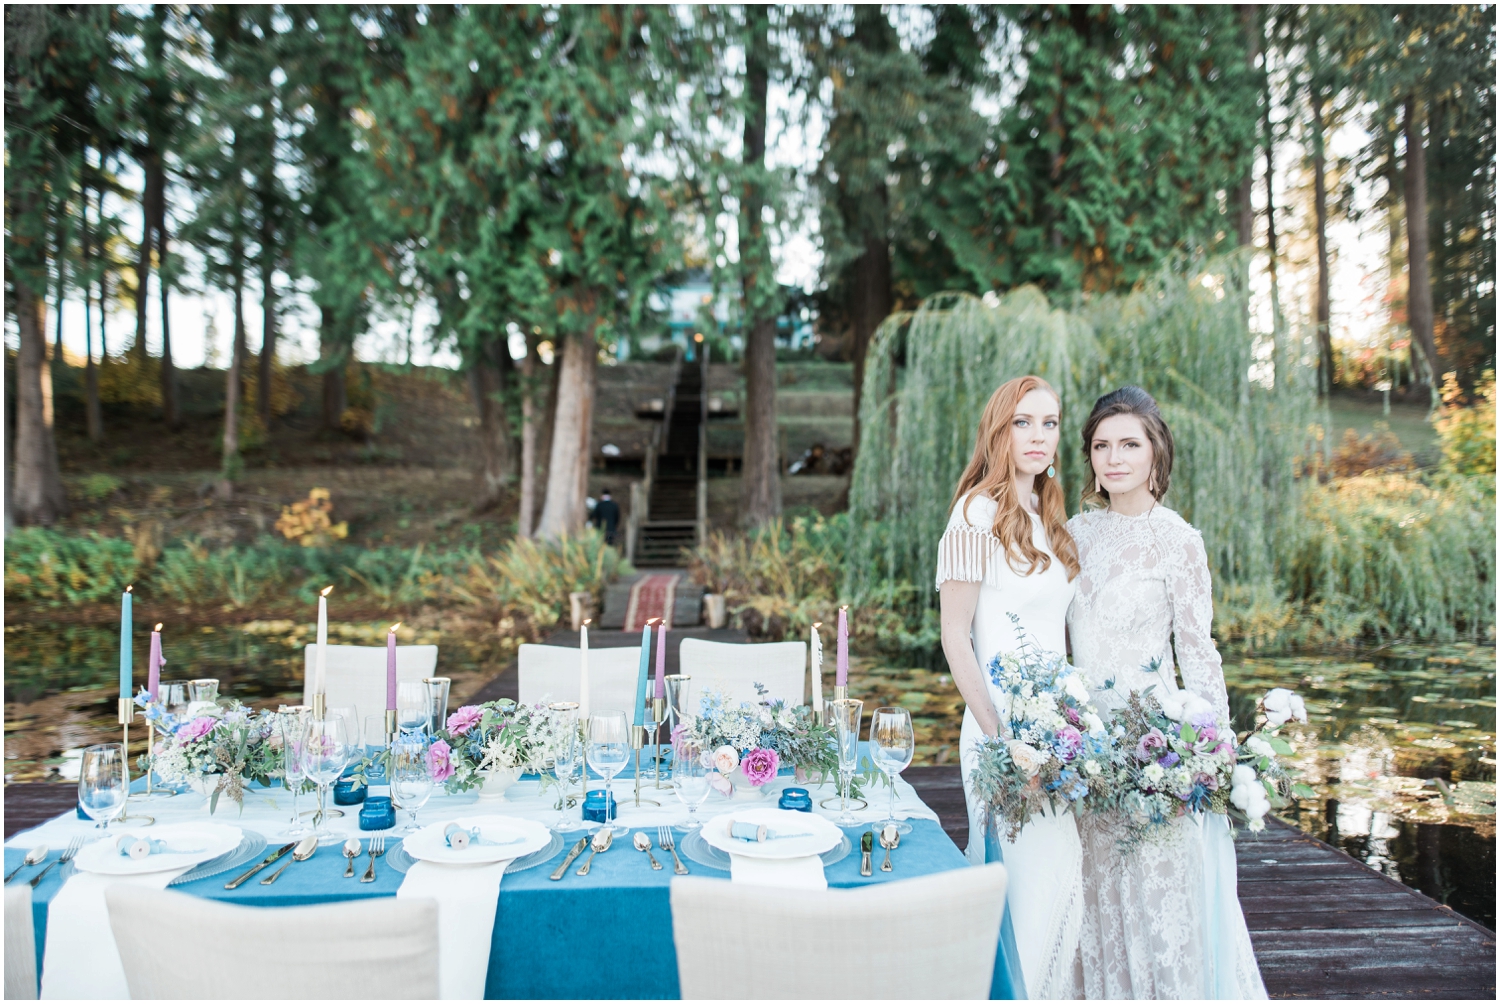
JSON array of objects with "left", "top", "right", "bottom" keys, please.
[{"left": 7, "top": 759, "right": 1017, "bottom": 1000}]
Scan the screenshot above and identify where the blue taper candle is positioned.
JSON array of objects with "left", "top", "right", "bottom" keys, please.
[
  {"left": 120, "top": 585, "right": 133, "bottom": 698},
  {"left": 633, "top": 619, "right": 654, "bottom": 727}
]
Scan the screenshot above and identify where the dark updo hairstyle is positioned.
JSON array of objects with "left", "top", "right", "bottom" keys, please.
[{"left": 1080, "top": 386, "right": 1175, "bottom": 509}]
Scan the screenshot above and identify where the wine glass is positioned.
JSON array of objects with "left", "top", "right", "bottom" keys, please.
[
  {"left": 670, "top": 736, "right": 711, "bottom": 829},
  {"left": 586, "top": 711, "right": 630, "bottom": 834},
  {"left": 547, "top": 703, "right": 582, "bottom": 831},
  {"left": 277, "top": 707, "right": 311, "bottom": 838},
  {"left": 396, "top": 681, "right": 429, "bottom": 736},
  {"left": 301, "top": 716, "right": 352, "bottom": 842},
  {"left": 828, "top": 698, "right": 864, "bottom": 825},
  {"left": 78, "top": 744, "right": 127, "bottom": 832},
  {"left": 868, "top": 706, "right": 915, "bottom": 835},
  {"left": 390, "top": 741, "right": 434, "bottom": 835},
  {"left": 329, "top": 705, "right": 359, "bottom": 785}
]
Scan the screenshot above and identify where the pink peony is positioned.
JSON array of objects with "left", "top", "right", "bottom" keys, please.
[
  {"left": 1135, "top": 727, "right": 1168, "bottom": 762},
  {"left": 176, "top": 717, "right": 217, "bottom": 742},
  {"left": 740, "top": 747, "right": 780, "bottom": 787},
  {"left": 446, "top": 706, "right": 484, "bottom": 736},
  {"left": 426, "top": 739, "right": 454, "bottom": 782},
  {"left": 1053, "top": 726, "right": 1083, "bottom": 760}
]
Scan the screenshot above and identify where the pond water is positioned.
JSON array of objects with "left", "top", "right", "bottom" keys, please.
[{"left": 6, "top": 621, "right": 1494, "bottom": 928}]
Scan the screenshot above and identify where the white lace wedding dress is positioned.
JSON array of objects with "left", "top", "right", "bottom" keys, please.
[
  {"left": 1065, "top": 506, "right": 1267, "bottom": 999},
  {"left": 938, "top": 493, "right": 1082, "bottom": 1000}
]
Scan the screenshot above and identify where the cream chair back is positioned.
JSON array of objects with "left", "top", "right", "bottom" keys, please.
[
  {"left": 301, "top": 644, "right": 438, "bottom": 722},
  {"left": 5, "top": 883, "right": 37, "bottom": 1000},
  {"left": 106, "top": 885, "right": 440, "bottom": 999},
  {"left": 670, "top": 864, "right": 1008, "bottom": 1000},
  {"left": 676, "top": 639, "right": 807, "bottom": 707},
  {"left": 517, "top": 644, "right": 642, "bottom": 719}
]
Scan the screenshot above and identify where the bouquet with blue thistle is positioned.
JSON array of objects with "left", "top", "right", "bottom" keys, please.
[{"left": 133, "top": 690, "right": 282, "bottom": 814}]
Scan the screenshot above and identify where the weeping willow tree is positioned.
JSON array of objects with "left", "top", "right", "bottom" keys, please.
[{"left": 846, "top": 258, "right": 1320, "bottom": 609}]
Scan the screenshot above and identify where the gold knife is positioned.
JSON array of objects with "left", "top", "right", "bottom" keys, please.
[
  {"left": 549, "top": 837, "right": 591, "bottom": 881},
  {"left": 224, "top": 842, "right": 297, "bottom": 889}
]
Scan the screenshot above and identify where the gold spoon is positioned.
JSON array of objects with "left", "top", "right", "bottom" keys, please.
[
  {"left": 343, "top": 838, "right": 362, "bottom": 878},
  {"left": 576, "top": 829, "right": 613, "bottom": 876}
]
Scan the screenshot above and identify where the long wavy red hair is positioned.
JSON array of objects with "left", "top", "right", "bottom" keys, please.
[{"left": 949, "top": 375, "right": 1079, "bottom": 579}]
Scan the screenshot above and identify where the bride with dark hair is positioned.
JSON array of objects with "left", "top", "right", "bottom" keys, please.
[{"left": 1066, "top": 385, "right": 1266, "bottom": 999}]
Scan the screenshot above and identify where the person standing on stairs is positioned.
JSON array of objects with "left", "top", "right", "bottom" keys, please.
[{"left": 591, "top": 489, "right": 621, "bottom": 545}]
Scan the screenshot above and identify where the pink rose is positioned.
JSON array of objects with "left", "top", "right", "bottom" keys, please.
[
  {"left": 740, "top": 747, "right": 780, "bottom": 787},
  {"left": 177, "top": 717, "right": 217, "bottom": 742},
  {"left": 446, "top": 706, "right": 484, "bottom": 736},
  {"left": 1053, "top": 726, "right": 1083, "bottom": 760},
  {"left": 1135, "top": 727, "right": 1168, "bottom": 762},
  {"left": 426, "top": 739, "right": 454, "bottom": 782}
]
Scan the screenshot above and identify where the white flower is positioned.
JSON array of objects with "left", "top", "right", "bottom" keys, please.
[
  {"left": 1262, "top": 688, "right": 1294, "bottom": 727},
  {"left": 1142, "top": 763, "right": 1166, "bottom": 785},
  {"left": 1288, "top": 694, "right": 1308, "bottom": 724},
  {"left": 1006, "top": 740, "right": 1047, "bottom": 778},
  {"left": 1245, "top": 736, "right": 1274, "bottom": 759},
  {"left": 711, "top": 745, "right": 740, "bottom": 775},
  {"left": 1082, "top": 712, "right": 1105, "bottom": 737},
  {"left": 1179, "top": 693, "right": 1215, "bottom": 725},
  {"left": 1061, "top": 674, "right": 1091, "bottom": 705},
  {"left": 1083, "top": 759, "right": 1102, "bottom": 777}
]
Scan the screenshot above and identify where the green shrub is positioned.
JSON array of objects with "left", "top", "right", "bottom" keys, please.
[
  {"left": 4, "top": 529, "right": 140, "bottom": 605},
  {"left": 458, "top": 529, "right": 629, "bottom": 631},
  {"left": 1435, "top": 370, "right": 1496, "bottom": 476},
  {"left": 73, "top": 474, "right": 125, "bottom": 502},
  {"left": 154, "top": 539, "right": 300, "bottom": 609}
]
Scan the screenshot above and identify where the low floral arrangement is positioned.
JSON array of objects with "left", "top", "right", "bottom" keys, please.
[
  {"left": 134, "top": 691, "right": 282, "bottom": 813},
  {"left": 677, "top": 685, "right": 838, "bottom": 794},
  {"left": 426, "top": 699, "right": 573, "bottom": 793},
  {"left": 966, "top": 620, "right": 1114, "bottom": 838}
]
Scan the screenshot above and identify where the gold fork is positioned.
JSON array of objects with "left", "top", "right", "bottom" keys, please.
[{"left": 361, "top": 836, "right": 385, "bottom": 882}]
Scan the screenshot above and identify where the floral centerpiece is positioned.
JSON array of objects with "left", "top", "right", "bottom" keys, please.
[
  {"left": 677, "top": 685, "right": 838, "bottom": 796},
  {"left": 966, "top": 619, "right": 1114, "bottom": 838},
  {"left": 426, "top": 699, "right": 572, "bottom": 796},
  {"left": 134, "top": 691, "right": 282, "bottom": 813}
]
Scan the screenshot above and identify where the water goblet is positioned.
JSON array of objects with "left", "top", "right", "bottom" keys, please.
[
  {"left": 390, "top": 741, "right": 434, "bottom": 835},
  {"left": 302, "top": 716, "right": 352, "bottom": 842},
  {"left": 587, "top": 711, "right": 630, "bottom": 834},
  {"left": 396, "top": 681, "right": 429, "bottom": 735},
  {"left": 868, "top": 706, "right": 915, "bottom": 834},
  {"left": 277, "top": 707, "right": 311, "bottom": 838},
  {"left": 828, "top": 698, "right": 864, "bottom": 825},
  {"left": 78, "top": 744, "right": 127, "bottom": 832},
  {"left": 670, "top": 736, "right": 711, "bottom": 829}
]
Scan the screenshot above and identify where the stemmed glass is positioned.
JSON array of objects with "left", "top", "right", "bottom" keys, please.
[
  {"left": 869, "top": 706, "right": 915, "bottom": 834},
  {"left": 330, "top": 706, "right": 360, "bottom": 788},
  {"left": 390, "top": 741, "right": 434, "bottom": 835},
  {"left": 587, "top": 710, "right": 630, "bottom": 834},
  {"left": 78, "top": 744, "right": 127, "bottom": 833},
  {"left": 301, "top": 716, "right": 352, "bottom": 842},
  {"left": 547, "top": 703, "right": 582, "bottom": 832},
  {"left": 363, "top": 714, "right": 390, "bottom": 788},
  {"left": 396, "top": 681, "right": 429, "bottom": 737},
  {"left": 670, "top": 736, "right": 711, "bottom": 829},
  {"left": 828, "top": 698, "right": 864, "bottom": 825},
  {"left": 278, "top": 707, "right": 311, "bottom": 838}
]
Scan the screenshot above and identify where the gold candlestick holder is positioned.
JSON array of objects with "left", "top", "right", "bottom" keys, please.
[
  {"left": 311, "top": 692, "right": 327, "bottom": 720},
  {"left": 129, "top": 718, "right": 176, "bottom": 802},
  {"left": 833, "top": 685, "right": 849, "bottom": 703},
  {"left": 385, "top": 709, "right": 398, "bottom": 743},
  {"left": 629, "top": 725, "right": 660, "bottom": 808},
  {"left": 650, "top": 697, "right": 667, "bottom": 788},
  {"left": 117, "top": 699, "right": 154, "bottom": 826}
]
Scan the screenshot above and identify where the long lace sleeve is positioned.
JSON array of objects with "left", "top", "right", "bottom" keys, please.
[
  {"left": 1165, "top": 526, "right": 1231, "bottom": 723},
  {"left": 934, "top": 494, "right": 1000, "bottom": 589}
]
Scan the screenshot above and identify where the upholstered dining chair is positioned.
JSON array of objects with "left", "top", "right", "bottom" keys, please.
[
  {"left": 300, "top": 644, "right": 438, "bottom": 721},
  {"left": 516, "top": 643, "right": 642, "bottom": 719},
  {"left": 105, "top": 886, "right": 440, "bottom": 999},
  {"left": 676, "top": 639, "right": 807, "bottom": 708},
  {"left": 5, "top": 883, "right": 37, "bottom": 1000},
  {"left": 670, "top": 864, "right": 1009, "bottom": 999}
]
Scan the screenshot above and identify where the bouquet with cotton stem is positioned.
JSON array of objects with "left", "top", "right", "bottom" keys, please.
[{"left": 1229, "top": 687, "right": 1315, "bottom": 833}]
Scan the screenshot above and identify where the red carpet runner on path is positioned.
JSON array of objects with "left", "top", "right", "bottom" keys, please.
[{"left": 624, "top": 574, "right": 680, "bottom": 631}]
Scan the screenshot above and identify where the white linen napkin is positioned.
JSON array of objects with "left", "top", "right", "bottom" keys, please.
[
  {"left": 40, "top": 866, "right": 191, "bottom": 999},
  {"left": 727, "top": 853, "right": 827, "bottom": 890},
  {"left": 397, "top": 859, "right": 511, "bottom": 1000}
]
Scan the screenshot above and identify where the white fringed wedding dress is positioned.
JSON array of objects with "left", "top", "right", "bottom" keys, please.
[
  {"left": 1065, "top": 506, "right": 1268, "bottom": 1000},
  {"left": 938, "top": 493, "right": 1082, "bottom": 1000}
]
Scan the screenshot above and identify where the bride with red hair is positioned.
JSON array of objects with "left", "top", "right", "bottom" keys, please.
[{"left": 937, "top": 375, "right": 1083, "bottom": 1000}]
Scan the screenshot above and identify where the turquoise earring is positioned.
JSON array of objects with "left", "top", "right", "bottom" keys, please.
[{"left": 1046, "top": 464, "right": 1056, "bottom": 479}]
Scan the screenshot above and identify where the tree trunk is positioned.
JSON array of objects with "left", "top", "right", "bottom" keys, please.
[
  {"left": 159, "top": 255, "right": 179, "bottom": 428},
  {"left": 738, "top": 5, "right": 782, "bottom": 528},
  {"left": 1260, "top": 27, "right": 1283, "bottom": 389},
  {"left": 518, "top": 335, "right": 539, "bottom": 538},
  {"left": 320, "top": 306, "right": 348, "bottom": 432},
  {"left": 531, "top": 344, "right": 562, "bottom": 537},
  {"left": 258, "top": 258, "right": 277, "bottom": 428},
  {"left": 53, "top": 194, "right": 67, "bottom": 363},
  {"left": 218, "top": 267, "right": 246, "bottom": 499},
  {"left": 11, "top": 273, "right": 69, "bottom": 525},
  {"left": 82, "top": 183, "right": 102, "bottom": 443},
  {"left": 131, "top": 152, "right": 160, "bottom": 362},
  {"left": 849, "top": 225, "right": 892, "bottom": 459},
  {"left": 536, "top": 329, "right": 597, "bottom": 540},
  {"left": 470, "top": 337, "right": 514, "bottom": 511},
  {"left": 1312, "top": 84, "right": 1332, "bottom": 396},
  {"left": 1402, "top": 94, "right": 1439, "bottom": 388},
  {"left": 1234, "top": 4, "right": 1260, "bottom": 247}
]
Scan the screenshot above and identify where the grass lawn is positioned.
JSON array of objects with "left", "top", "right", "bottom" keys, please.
[{"left": 1325, "top": 390, "right": 1439, "bottom": 465}]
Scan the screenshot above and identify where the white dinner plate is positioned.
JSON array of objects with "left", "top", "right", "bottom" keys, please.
[
  {"left": 402, "top": 816, "right": 553, "bottom": 865},
  {"left": 74, "top": 822, "right": 243, "bottom": 876},
  {"left": 701, "top": 807, "right": 844, "bottom": 860}
]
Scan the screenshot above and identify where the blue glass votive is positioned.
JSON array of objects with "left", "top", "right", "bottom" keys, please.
[
  {"left": 359, "top": 796, "right": 395, "bottom": 831},
  {"left": 582, "top": 790, "right": 617, "bottom": 824},
  {"left": 333, "top": 775, "right": 368, "bottom": 806},
  {"left": 778, "top": 787, "right": 813, "bottom": 812}
]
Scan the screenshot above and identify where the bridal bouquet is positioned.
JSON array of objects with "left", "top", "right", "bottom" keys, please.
[
  {"left": 427, "top": 699, "right": 573, "bottom": 793},
  {"left": 134, "top": 691, "right": 282, "bottom": 813},
  {"left": 676, "top": 685, "right": 838, "bottom": 793},
  {"left": 967, "top": 618, "right": 1114, "bottom": 838}
]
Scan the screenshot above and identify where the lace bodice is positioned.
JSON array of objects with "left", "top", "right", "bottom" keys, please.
[{"left": 1066, "top": 506, "right": 1230, "bottom": 723}]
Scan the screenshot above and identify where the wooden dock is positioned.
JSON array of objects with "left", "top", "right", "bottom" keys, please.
[{"left": 7, "top": 768, "right": 1492, "bottom": 999}]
